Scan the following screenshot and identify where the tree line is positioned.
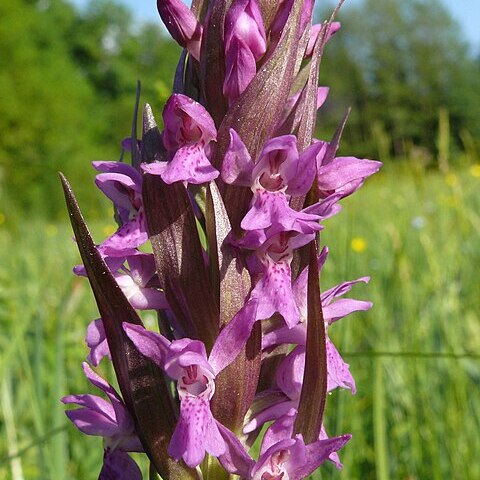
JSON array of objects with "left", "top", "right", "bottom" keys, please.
[{"left": 1, "top": 0, "right": 479, "bottom": 219}]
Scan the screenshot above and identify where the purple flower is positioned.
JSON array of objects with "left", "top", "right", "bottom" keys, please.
[
  {"left": 85, "top": 318, "right": 110, "bottom": 367},
  {"left": 222, "top": 130, "right": 324, "bottom": 234},
  {"left": 62, "top": 363, "right": 142, "bottom": 480},
  {"left": 305, "top": 22, "right": 341, "bottom": 57},
  {"left": 251, "top": 409, "right": 351, "bottom": 478},
  {"left": 142, "top": 94, "right": 219, "bottom": 184},
  {"left": 156, "top": 0, "right": 203, "bottom": 60},
  {"left": 262, "top": 248, "right": 373, "bottom": 393},
  {"left": 92, "top": 161, "right": 148, "bottom": 255},
  {"left": 123, "top": 308, "right": 258, "bottom": 468},
  {"left": 246, "top": 230, "right": 313, "bottom": 328},
  {"left": 316, "top": 148, "right": 383, "bottom": 200},
  {"left": 223, "top": 0, "right": 267, "bottom": 103},
  {"left": 75, "top": 253, "right": 168, "bottom": 312}
]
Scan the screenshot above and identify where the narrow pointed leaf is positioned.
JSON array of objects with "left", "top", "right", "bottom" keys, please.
[
  {"left": 191, "top": 0, "right": 209, "bottom": 21},
  {"left": 142, "top": 104, "right": 166, "bottom": 164},
  {"left": 205, "top": 181, "right": 250, "bottom": 324},
  {"left": 131, "top": 80, "right": 141, "bottom": 170},
  {"left": 258, "top": 0, "right": 281, "bottom": 31},
  {"left": 324, "top": 108, "right": 351, "bottom": 165},
  {"left": 60, "top": 173, "right": 196, "bottom": 480},
  {"left": 200, "top": 0, "right": 232, "bottom": 125},
  {"left": 205, "top": 181, "right": 261, "bottom": 434},
  {"left": 142, "top": 173, "right": 219, "bottom": 351},
  {"left": 294, "top": 240, "right": 327, "bottom": 444}
]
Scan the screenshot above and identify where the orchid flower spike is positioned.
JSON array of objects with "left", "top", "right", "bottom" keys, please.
[{"left": 61, "top": 1, "right": 382, "bottom": 478}]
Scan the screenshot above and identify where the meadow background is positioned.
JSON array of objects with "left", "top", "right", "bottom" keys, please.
[{"left": 0, "top": 0, "right": 479, "bottom": 479}]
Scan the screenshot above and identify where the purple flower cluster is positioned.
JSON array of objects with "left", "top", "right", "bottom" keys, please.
[{"left": 61, "top": 1, "right": 381, "bottom": 479}]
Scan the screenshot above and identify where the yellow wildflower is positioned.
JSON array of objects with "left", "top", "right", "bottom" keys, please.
[
  {"left": 469, "top": 164, "right": 480, "bottom": 178},
  {"left": 351, "top": 237, "right": 367, "bottom": 253}
]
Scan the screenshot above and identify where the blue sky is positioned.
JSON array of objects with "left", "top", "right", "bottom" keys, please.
[{"left": 72, "top": 0, "right": 480, "bottom": 53}]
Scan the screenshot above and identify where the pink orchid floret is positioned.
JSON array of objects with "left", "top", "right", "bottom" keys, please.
[
  {"left": 121, "top": 299, "right": 261, "bottom": 468},
  {"left": 222, "top": 130, "right": 324, "bottom": 234},
  {"left": 223, "top": 0, "right": 267, "bottom": 103},
  {"left": 61, "top": 363, "right": 142, "bottom": 480},
  {"left": 251, "top": 409, "right": 351, "bottom": 478},
  {"left": 123, "top": 324, "right": 225, "bottom": 467},
  {"left": 75, "top": 253, "right": 168, "bottom": 313},
  {"left": 246, "top": 230, "right": 314, "bottom": 328},
  {"left": 262, "top": 247, "right": 372, "bottom": 393},
  {"left": 142, "top": 93, "right": 219, "bottom": 185},
  {"left": 92, "top": 161, "right": 148, "bottom": 255},
  {"left": 156, "top": 0, "right": 203, "bottom": 60}
]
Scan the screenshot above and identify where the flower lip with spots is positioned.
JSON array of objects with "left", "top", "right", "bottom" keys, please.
[
  {"left": 123, "top": 303, "right": 258, "bottom": 469},
  {"left": 142, "top": 93, "right": 219, "bottom": 185}
]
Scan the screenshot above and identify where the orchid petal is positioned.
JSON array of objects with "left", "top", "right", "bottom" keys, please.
[
  {"left": 99, "top": 448, "right": 142, "bottom": 480},
  {"left": 243, "top": 399, "right": 296, "bottom": 434},
  {"left": 209, "top": 299, "right": 258, "bottom": 375},
  {"left": 326, "top": 338, "right": 356, "bottom": 393},
  {"left": 317, "top": 156, "right": 382, "bottom": 193},
  {"left": 64, "top": 407, "right": 119, "bottom": 437},
  {"left": 169, "top": 396, "right": 226, "bottom": 467},
  {"left": 223, "top": 35, "right": 258, "bottom": 104},
  {"left": 86, "top": 318, "right": 111, "bottom": 366},
  {"left": 295, "top": 434, "right": 351, "bottom": 478},
  {"left": 221, "top": 129, "right": 254, "bottom": 186},
  {"left": 156, "top": 0, "right": 203, "bottom": 61},
  {"left": 122, "top": 323, "right": 170, "bottom": 368},
  {"left": 323, "top": 298, "right": 373, "bottom": 324},
  {"left": 322, "top": 276, "right": 370, "bottom": 305},
  {"left": 216, "top": 420, "right": 255, "bottom": 477},
  {"left": 252, "top": 259, "right": 300, "bottom": 328},
  {"left": 161, "top": 144, "right": 220, "bottom": 185},
  {"left": 284, "top": 141, "right": 324, "bottom": 195},
  {"left": 259, "top": 408, "right": 297, "bottom": 454}
]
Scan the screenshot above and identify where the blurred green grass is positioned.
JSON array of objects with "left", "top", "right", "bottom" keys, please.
[{"left": 0, "top": 162, "right": 479, "bottom": 479}]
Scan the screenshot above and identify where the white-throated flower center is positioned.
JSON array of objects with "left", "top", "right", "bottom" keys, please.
[
  {"left": 257, "top": 149, "right": 289, "bottom": 192},
  {"left": 178, "top": 111, "right": 203, "bottom": 144},
  {"left": 259, "top": 171, "right": 285, "bottom": 192},
  {"left": 177, "top": 365, "right": 213, "bottom": 398},
  {"left": 265, "top": 233, "right": 292, "bottom": 264},
  {"left": 259, "top": 449, "right": 290, "bottom": 479}
]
